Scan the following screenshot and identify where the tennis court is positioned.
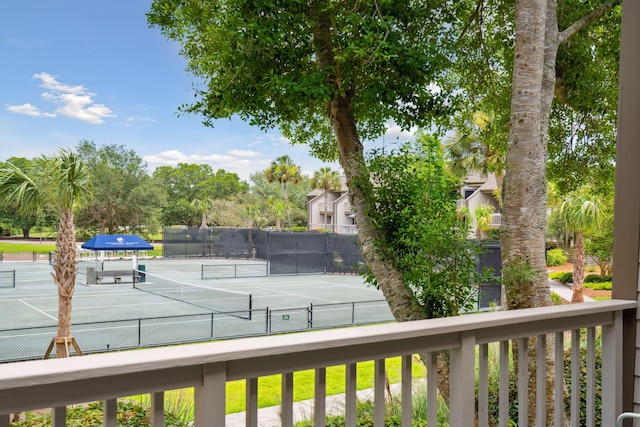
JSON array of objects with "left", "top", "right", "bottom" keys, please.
[{"left": 0, "top": 258, "right": 394, "bottom": 362}]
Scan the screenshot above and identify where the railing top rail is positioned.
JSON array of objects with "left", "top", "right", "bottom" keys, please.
[{"left": 0, "top": 299, "right": 635, "bottom": 413}]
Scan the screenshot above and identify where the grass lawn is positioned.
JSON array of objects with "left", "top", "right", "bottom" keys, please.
[
  {"left": 0, "top": 240, "right": 163, "bottom": 257},
  {"left": 0, "top": 241, "right": 56, "bottom": 253},
  {"left": 129, "top": 356, "right": 426, "bottom": 416}
]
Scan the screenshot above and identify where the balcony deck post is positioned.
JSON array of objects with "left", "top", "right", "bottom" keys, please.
[
  {"left": 614, "top": 0, "right": 640, "bottom": 415},
  {"left": 449, "top": 331, "right": 475, "bottom": 427},
  {"left": 246, "top": 377, "right": 258, "bottom": 427},
  {"left": 150, "top": 392, "right": 164, "bottom": 427},
  {"left": 103, "top": 399, "right": 117, "bottom": 427},
  {"left": 52, "top": 406, "right": 66, "bottom": 427},
  {"left": 0, "top": 414, "right": 8, "bottom": 427},
  {"left": 194, "top": 363, "right": 226, "bottom": 426}
]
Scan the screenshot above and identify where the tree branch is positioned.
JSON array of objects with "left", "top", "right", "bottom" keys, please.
[{"left": 558, "top": 0, "right": 620, "bottom": 45}]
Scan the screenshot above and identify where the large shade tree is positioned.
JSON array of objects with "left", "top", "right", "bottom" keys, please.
[
  {"left": 148, "top": 0, "right": 463, "bottom": 323},
  {"left": 0, "top": 149, "right": 92, "bottom": 357},
  {"left": 75, "top": 141, "right": 164, "bottom": 236}
]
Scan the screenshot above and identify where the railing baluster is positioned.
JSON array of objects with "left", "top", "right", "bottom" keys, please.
[
  {"left": 602, "top": 310, "right": 624, "bottom": 424},
  {"left": 536, "top": 334, "right": 546, "bottom": 427},
  {"left": 401, "top": 354, "right": 412, "bottom": 427},
  {"left": 374, "top": 359, "right": 385, "bottom": 427},
  {"left": 246, "top": 377, "right": 258, "bottom": 427},
  {"left": 314, "top": 367, "right": 327, "bottom": 427},
  {"left": 345, "top": 363, "right": 357, "bottom": 427},
  {"left": 499, "top": 340, "right": 509, "bottom": 427},
  {"left": 586, "top": 327, "right": 596, "bottom": 427},
  {"left": 52, "top": 406, "right": 66, "bottom": 427},
  {"left": 517, "top": 337, "right": 528, "bottom": 427},
  {"left": 150, "top": 392, "right": 164, "bottom": 427},
  {"left": 554, "top": 332, "right": 564, "bottom": 427},
  {"left": 0, "top": 414, "right": 7, "bottom": 427},
  {"left": 450, "top": 331, "right": 476, "bottom": 427},
  {"left": 104, "top": 399, "right": 117, "bottom": 427},
  {"left": 282, "top": 372, "right": 294, "bottom": 427},
  {"left": 427, "top": 352, "right": 438, "bottom": 427},
  {"left": 194, "top": 363, "right": 226, "bottom": 426},
  {"left": 571, "top": 329, "right": 581, "bottom": 427},
  {"left": 478, "top": 343, "right": 489, "bottom": 427}
]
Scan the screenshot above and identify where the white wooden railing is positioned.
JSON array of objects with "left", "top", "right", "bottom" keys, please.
[
  {"left": 491, "top": 213, "right": 502, "bottom": 228},
  {"left": 319, "top": 203, "right": 333, "bottom": 214},
  {"left": 0, "top": 300, "right": 634, "bottom": 427}
]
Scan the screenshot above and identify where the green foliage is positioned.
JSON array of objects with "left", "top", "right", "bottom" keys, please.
[
  {"left": 147, "top": 0, "right": 460, "bottom": 159},
  {"left": 552, "top": 272, "right": 574, "bottom": 284},
  {"left": 75, "top": 141, "right": 163, "bottom": 236},
  {"left": 363, "top": 134, "right": 479, "bottom": 318},
  {"left": 584, "top": 281, "right": 612, "bottom": 291},
  {"left": 551, "top": 292, "right": 563, "bottom": 305},
  {"left": 546, "top": 248, "right": 567, "bottom": 266},
  {"left": 584, "top": 197, "right": 614, "bottom": 276},
  {"left": 584, "top": 274, "right": 612, "bottom": 283},
  {"left": 501, "top": 258, "right": 537, "bottom": 308},
  {"left": 250, "top": 170, "right": 310, "bottom": 229},
  {"left": 12, "top": 400, "right": 190, "bottom": 426},
  {"left": 563, "top": 332, "right": 603, "bottom": 427}
]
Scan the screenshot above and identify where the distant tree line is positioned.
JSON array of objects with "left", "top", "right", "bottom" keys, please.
[{"left": 0, "top": 141, "right": 314, "bottom": 239}]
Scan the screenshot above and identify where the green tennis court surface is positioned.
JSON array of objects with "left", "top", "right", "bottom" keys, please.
[{"left": 0, "top": 259, "right": 394, "bottom": 362}]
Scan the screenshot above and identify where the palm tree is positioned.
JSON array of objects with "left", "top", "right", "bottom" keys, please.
[
  {"left": 559, "top": 191, "right": 602, "bottom": 303},
  {"left": 445, "top": 112, "right": 506, "bottom": 192},
  {"left": 191, "top": 198, "right": 213, "bottom": 229},
  {"left": 474, "top": 204, "right": 495, "bottom": 240},
  {"left": 0, "top": 149, "right": 92, "bottom": 357},
  {"left": 310, "top": 168, "right": 342, "bottom": 231},
  {"left": 265, "top": 155, "right": 302, "bottom": 229},
  {"left": 267, "top": 198, "right": 287, "bottom": 231}
]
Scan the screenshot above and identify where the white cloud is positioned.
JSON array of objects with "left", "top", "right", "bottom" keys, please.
[
  {"left": 5, "top": 72, "right": 115, "bottom": 124},
  {"left": 6, "top": 103, "right": 54, "bottom": 117},
  {"left": 143, "top": 149, "right": 272, "bottom": 180},
  {"left": 124, "top": 116, "right": 156, "bottom": 127},
  {"left": 384, "top": 121, "right": 416, "bottom": 140},
  {"left": 34, "top": 72, "right": 85, "bottom": 95},
  {"left": 228, "top": 149, "right": 261, "bottom": 158}
]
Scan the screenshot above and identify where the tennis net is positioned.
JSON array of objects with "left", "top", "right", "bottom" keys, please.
[
  {"left": 201, "top": 262, "right": 268, "bottom": 279},
  {"left": 133, "top": 270, "right": 252, "bottom": 320},
  {"left": 0, "top": 270, "right": 16, "bottom": 288}
]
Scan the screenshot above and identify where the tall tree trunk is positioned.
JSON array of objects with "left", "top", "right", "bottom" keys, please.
[
  {"left": 503, "top": 0, "right": 552, "bottom": 423},
  {"left": 313, "top": 9, "right": 422, "bottom": 323},
  {"left": 53, "top": 208, "right": 77, "bottom": 358},
  {"left": 571, "top": 231, "right": 585, "bottom": 303},
  {"left": 283, "top": 182, "right": 291, "bottom": 229}
]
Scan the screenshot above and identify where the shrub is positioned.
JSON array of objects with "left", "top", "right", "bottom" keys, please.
[
  {"left": 584, "top": 274, "right": 612, "bottom": 283},
  {"left": 588, "top": 282, "right": 612, "bottom": 291},
  {"left": 551, "top": 292, "right": 563, "bottom": 305},
  {"left": 552, "top": 272, "right": 573, "bottom": 284},
  {"left": 546, "top": 248, "right": 567, "bottom": 266},
  {"left": 548, "top": 272, "right": 565, "bottom": 281}
]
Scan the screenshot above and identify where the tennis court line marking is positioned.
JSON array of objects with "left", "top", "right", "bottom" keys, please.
[
  {"left": 18, "top": 299, "right": 57, "bottom": 321},
  {"left": 257, "top": 288, "right": 335, "bottom": 303}
]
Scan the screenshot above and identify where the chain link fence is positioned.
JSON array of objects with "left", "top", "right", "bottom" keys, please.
[{"left": 0, "top": 299, "right": 394, "bottom": 363}]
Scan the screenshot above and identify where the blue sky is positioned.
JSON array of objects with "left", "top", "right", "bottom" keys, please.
[{"left": 0, "top": 1, "right": 413, "bottom": 181}]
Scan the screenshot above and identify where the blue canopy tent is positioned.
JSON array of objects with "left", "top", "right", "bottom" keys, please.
[
  {"left": 82, "top": 235, "right": 153, "bottom": 270},
  {"left": 82, "top": 234, "right": 154, "bottom": 251}
]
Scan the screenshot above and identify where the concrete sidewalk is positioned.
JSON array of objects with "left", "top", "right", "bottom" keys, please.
[
  {"left": 225, "top": 386, "right": 386, "bottom": 427},
  {"left": 549, "top": 278, "right": 594, "bottom": 302}
]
